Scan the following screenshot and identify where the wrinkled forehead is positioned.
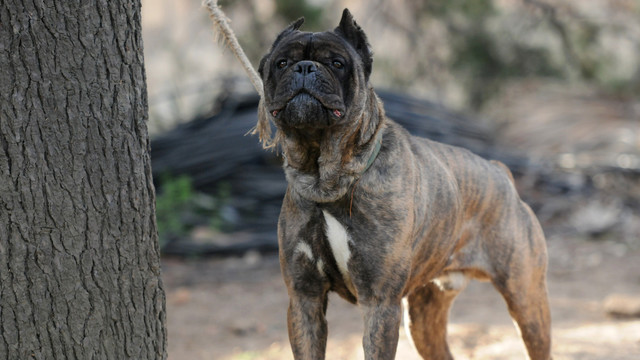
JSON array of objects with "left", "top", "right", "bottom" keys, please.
[{"left": 272, "top": 31, "right": 352, "bottom": 59}]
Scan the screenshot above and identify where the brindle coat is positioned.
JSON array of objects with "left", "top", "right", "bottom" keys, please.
[{"left": 258, "top": 9, "right": 551, "bottom": 360}]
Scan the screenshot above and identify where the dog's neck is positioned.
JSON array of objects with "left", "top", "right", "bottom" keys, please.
[{"left": 280, "top": 90, "right": 385, "bottom": 203}]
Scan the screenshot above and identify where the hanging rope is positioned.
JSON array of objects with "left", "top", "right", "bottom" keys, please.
[{"left": 202, "top": 0, "right": 263, "bottom": 97}]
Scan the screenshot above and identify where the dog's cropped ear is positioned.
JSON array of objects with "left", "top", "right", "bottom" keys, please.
[
  {"left": 335, "top": 9, "right": 373, "bottom": 80},
  {"left": 258, "top": 55, "right": 268, "bottom": 78},
  {"left": 273, "top": 17, "right": 305, "bottom": 50},
  {"left": 259, "top": 17, "right": 305, "bottom": 78}
]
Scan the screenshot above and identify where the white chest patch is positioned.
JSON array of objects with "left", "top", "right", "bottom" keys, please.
[
  {"left": 322, "top": 210, "right": 353, "bottom": 288},
  {"left": 295, "top": 242, "right": 314, "bottom": 261},
  {"left": 295, "top": 242, "right": 326, "bottom": 278}
]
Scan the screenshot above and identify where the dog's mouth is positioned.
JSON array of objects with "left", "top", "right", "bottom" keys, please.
[
  {"left": 270, "top": 107, "right": 343, "bottom": 119},
  {"left": 269, "top": 89, "right": 345, "bottom": 120}
]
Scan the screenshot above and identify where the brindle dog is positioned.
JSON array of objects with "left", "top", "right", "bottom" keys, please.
[{"left": 257, "top": 9, "right": 551, "bottom": 360}]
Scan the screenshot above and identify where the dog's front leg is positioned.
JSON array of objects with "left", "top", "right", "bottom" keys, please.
[
  {"left": 287, "top": 293, "right": 329, "bottom": 360},
  {"left": 361, "top": 301, "right": 402, "bottom": 360}
]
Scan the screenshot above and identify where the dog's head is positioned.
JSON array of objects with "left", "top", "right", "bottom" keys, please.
[{"left": 256, "top": 9, "right": 373, "bottom": 147}]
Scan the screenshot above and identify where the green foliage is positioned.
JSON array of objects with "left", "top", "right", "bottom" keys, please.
[
  {"left": 275, "top": 0, "right": 324, "bottom": 30},
  {"left": 427, "top": 0, "right": 495, "bottom": 18},
  {"left": 452, "top": 31, "right": 561, "bottom": 107},
  {"left": 156, "top": 174, "right": 193, "bottom": 244},
  {"left": 573, "top": 22, "right": 600, "bottom": 78},
  {"left": 155, "top": 174, "right": 232, "bottom": 247},
  {"left": 209, "top": 182, "right": 231, "bottom": 231},
  {"left": 425, "top": 1, "right": 563, "bottom": 107},
  {"left": 413, "top": 0, "right": 638, "bottom": 107}
]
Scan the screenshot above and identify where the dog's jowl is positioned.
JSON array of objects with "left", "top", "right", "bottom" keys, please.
[{"left": 258, "top": 8, "right": 551, "bottom": 360}]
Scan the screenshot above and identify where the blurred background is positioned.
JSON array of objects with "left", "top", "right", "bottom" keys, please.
[{"left": 142, "top": 1, "right": 640, "bottom": 359}]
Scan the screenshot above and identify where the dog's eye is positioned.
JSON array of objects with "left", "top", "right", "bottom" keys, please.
[
  {"left": 332, "top": 60, "right": 344, "bottom": 69},
  {"left": 277, "top": 60, "right": 288, "bottom": 69}
]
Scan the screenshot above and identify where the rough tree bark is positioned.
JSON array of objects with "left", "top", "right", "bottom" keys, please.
[{"left": 0, "top": 1, "right": 167, "bottom": 359}]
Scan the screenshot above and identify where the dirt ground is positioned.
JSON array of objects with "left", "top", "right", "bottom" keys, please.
[{"left": 163, "top": 232, "right": 640, "bottom": 360}]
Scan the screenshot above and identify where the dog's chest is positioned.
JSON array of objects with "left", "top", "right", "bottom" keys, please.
[{"left": 321, "top": 210, "right": 357, "bottom": 296}]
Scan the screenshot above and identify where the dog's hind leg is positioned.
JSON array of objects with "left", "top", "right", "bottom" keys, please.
[
  {"left": 403, "top": 272, "right": 468, "bottom": 360},
  {"left": 492, "top": 261, "right": 552, "bottom": 360},
  {"left": 492, "top": 269, "right": 551, "bottom": 360},
  {"left": 490, "top": 206, "right": 552, "bottom": 360}
]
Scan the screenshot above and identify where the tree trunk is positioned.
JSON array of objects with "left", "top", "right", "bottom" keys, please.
[{"left": 0, "top": 1, "right": 167, "bottom": 359}]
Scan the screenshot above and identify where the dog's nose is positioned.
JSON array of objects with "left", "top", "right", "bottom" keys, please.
[{"left": 294, "top": 61, "right": 317, "bottom": 76}]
